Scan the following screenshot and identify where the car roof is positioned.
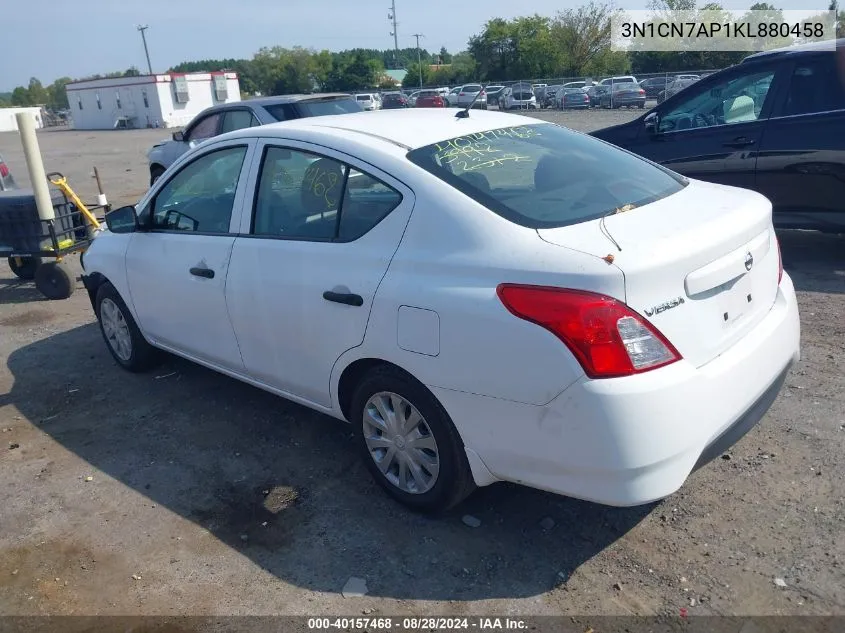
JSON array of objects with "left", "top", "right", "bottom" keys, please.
[
  {"left": 742, "top": 37, "right": 844, "bottom": 62},
  {"left": 230, "top": 109, "right": 540, "bottom": 151}
]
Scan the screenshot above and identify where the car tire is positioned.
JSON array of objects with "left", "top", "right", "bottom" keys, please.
[
  {"left": 7, "top": 255, "right": 42, "bottom": 280},
  {"left": 149, "top": 165, "right": 165, "bottom": 187},
  {"left": 639, "top": 103, "right": 646, "bottom": 109},
  {"left": 95, "top": 282, "right": 160, "bottom": 372},
  {"left": 350, "top": 365, "right": 476, "bottom": 514},
  {"left": 34, "top": 260, "right": 74, "bottom": 300}
]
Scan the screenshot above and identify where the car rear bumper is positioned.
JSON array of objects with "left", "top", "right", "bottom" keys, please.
[{"left": 433, "top": 273, "right": 800, "bottom": 506}]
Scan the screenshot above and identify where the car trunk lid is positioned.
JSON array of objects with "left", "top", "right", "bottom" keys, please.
[{"left": 536, "top": 180, "right": 780, "bottom": 368}]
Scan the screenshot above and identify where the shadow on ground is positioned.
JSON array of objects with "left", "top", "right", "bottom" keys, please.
[
  {"left": 3, "top": 324, "right": 652, "bottom": 601},
  {"left": 777, "top": 229, "right": 844, "bottom": 295}
]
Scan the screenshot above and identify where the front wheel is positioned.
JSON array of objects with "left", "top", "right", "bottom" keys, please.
[
  {"left": 35, "top": 261, "right": 74, "bottom": 299},
  {"left": 95, "top": 282, "right": 160, "bottom": 372},
  {"left": 351, "top": 366, "right": 476, "bottom": 513}
]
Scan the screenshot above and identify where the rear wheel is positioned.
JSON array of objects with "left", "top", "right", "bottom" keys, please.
[
  {"left": 95, "top": 282, "right": 160, "bottom": 372},
  {"left": 34, "top": 261, "right": 74, "bottom": 299},
  {"left": 351, "top": 366, "right": 475, "bottom": 513},
  {"left": 7, "top": 255, "right": 42, "bottom": 280}
]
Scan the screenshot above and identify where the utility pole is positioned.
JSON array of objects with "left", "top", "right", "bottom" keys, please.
[
  {"left": 388, "top": 1, "right": 399, "bottom": 69},
  {"left": 413, "top": 33, "right": 424, "bottom": 89},
  {"left": 137, "top": 25, "right": 153, "bottom": 75}
]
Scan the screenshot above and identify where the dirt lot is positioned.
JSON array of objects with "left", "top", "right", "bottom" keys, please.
[{"left": 0, "top": 110, "right": 843, "bottom": 617}]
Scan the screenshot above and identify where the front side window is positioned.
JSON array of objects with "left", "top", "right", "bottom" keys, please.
[
  {"left": 186, "top": 113, "right": 221, "bottom": 142},
  {"left": 407, "top": 123, "right": 685, "bottom": 229},
  {"left": 782, "top": 56, "right": 845, "bottom": 116},
  {"left": 151, "top": 146, "right": 247, "bottom": 233},
  {"left": 221, "top": 109, "right": 258, "bottom": 133},
  {"left": 659, "top": 68, "right": 776, "bottom": 133},
  {"left": 253, "top": 147, "right": 401, "bottom": 241}
]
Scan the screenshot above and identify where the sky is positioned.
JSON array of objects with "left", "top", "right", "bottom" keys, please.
[{"left": 2, "top": 0, "right": 832, "bottom": 90}]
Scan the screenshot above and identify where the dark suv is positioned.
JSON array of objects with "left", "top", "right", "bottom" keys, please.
[{"left": 591, "top": 40, "right": 845, "bottom": 233}]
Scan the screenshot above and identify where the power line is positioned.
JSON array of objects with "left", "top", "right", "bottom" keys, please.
[{"left": 137, "top": 25, "right": 153, "bottom": 75}]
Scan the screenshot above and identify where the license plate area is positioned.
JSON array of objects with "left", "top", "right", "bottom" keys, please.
[{"left": 719, "top": 273, "right": 753, "bottom": 328}]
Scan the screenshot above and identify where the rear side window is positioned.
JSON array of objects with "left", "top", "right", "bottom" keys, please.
[
  {"left": 782, "top": 56, "right": 845, "bottom": 116},
  {"left": 221, "top": 110, "right": 258, "bottom": 133},
  {"left": 407, "top": 124, "right": 686, "bottom": 229},
  {"left": 253, "top": 147, "right": 402, "bottom": 241}
]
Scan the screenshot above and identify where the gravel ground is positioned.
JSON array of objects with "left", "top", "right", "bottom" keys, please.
[{"left": 0, "top": 110, "right": 843, "bottom": 617}]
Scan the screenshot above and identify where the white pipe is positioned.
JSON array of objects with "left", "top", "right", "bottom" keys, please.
[{"left": 16, "top": 112, "right": 55, "bottom": 221}]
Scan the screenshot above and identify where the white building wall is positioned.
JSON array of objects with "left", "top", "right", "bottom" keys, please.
[
  {"left": 66, "top": 73, "right": 239, "bottom": 130},
  {"left": 0, "top": 107, "right": 44, "bottom": 132},
  {"left": 155, "top": 73, "right": 241, "bottom": 128}
]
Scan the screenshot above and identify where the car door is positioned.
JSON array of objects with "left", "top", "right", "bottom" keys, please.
[
  {"left": 626, "top": 61, "right": 786, "bottom": 190},
  {"left": 126, "top": 139, "right": 255, "bottom": 371},
  {"left": 754, "top": 53, "right": 845, "bottom": 231},
  {"left": 225, "top": 141, "right": 414, "bottom": 408}
]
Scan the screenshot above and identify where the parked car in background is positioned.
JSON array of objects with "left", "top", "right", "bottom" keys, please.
[
  {"left": 591, "top": 38, "right": 845, "bottom": 233},
  {"left": 586, "top": 84, "right": 609, "bottom": 108},
  {"left": 453, "top": 84, "right": 487, "bottom": 109},
  {"left": 562, "top": 81, "right": 590, "bottom": 91},
  {"left": 146, "top": 94, "right": 362, "bottom": 184},
  {"left": 558, "top": 87, "right": 591, "bottom": 109},
  {"left": 676, "top": 74, "right": 701, "bottom": 81},
  {"left": 638, "top": 76, "right": 672, "bottom": 98},
  {"left": 0, "top": 153, "right": 17, "bottom": 191},
  {"left": 656, "top": 77, "right": 700, "bottom": 104},
  {"left": 599, "top": 83, "right": 647, "bottom": 109},
  {"left": 84, "top": 109, "right": 800, "bottom": 513},
  {"left": 600, "top": 76, "right": 638, "bottom": 87},
  {"left": 531, "top": 83, "right": 547, "bottom": 97},
  {"left": 444, "top": 87, "right": 462, "bottom": 106},
  {"left": 540, "top": 85, "right": 563, "bottom": 108},
  {"left": 356, "top": 93, "right": 380, "bottom": 111},
  {"left": 501, "top": 84, "right": 537, "bottom": 110},
  {"left": 381, "top": 92, "right": 409, "bottom": 109},
  {"left": 485, "top": 85, "right": 506, "bottom": 106},
  {"left": 415, "top": 90, "right": 446, "bottom": 108},
  {"left": 407, "top": 91, "right": 420, "bottom": 107}
]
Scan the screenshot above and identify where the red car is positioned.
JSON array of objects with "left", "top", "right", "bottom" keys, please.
[{"left": 415, "top": 90, "right": 446, "bottom": 108}]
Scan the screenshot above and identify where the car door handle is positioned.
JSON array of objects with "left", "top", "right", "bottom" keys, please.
[
  {"left": 323, "top": 291, "right": 363, "bottom": 307},
  {"left": 723, "top": 137, "right": 755, "bottom": 148},
  {"left": 189, "top": 267, "right": 215, "bottom": 279}
]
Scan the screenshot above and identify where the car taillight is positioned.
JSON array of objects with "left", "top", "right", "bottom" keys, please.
[
  {"left": 776, "top": 237, "right": 783, "bottom": 284},
  {"left": 0, "top": 162, "right": 8, "bottom": 178},
  {"left": 496, "top": 285, "right": 682, "bottom": 379},
  {"left": 638, "top": 89, "right": 645, "bottom": 95}
]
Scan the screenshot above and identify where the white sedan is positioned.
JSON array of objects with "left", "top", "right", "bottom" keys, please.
[{"left": 82, "top": 109, "right": 800, "bottom": 513}]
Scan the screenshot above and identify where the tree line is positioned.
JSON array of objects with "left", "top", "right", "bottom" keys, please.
[{"left": 2, "top": 0, "right": 842, "bottom": 109}]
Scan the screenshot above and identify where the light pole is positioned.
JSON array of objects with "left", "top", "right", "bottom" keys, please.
[
  {"left": 137, "top": 25, "right": 153, "bottom": 75},
  {"left": 413, "top": 33, "right": 424, "bottom": 89}
]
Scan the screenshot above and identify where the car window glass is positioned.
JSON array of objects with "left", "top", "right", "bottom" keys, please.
[
  {"left": 783, "top": 57, "right": 845, "bottom": 116},
  {"left": 338, "top": 170, "right": 402, "bottom": 241},
  {"left": 407, "top": 123, "right": 685, "bottom": 230},
  {"left": 186, "top": 113, "right": 221, "bottom": 141},
  {"left": 221, "top": 110, "right": 257, "bottom": 133},
  {"left": 253, "top": 147, "right": 346, "bottom": 240},
  {"left": 659, "top": 69, "right": 775, "bottom": 133},
  {"left": 152, "top": 146, "right": 247, "bottom": 233}
]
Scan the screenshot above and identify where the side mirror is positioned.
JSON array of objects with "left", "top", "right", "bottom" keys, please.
[
  {"left": 105, "top": 205, "right": 139, "bottom": 233},
  {"left": 644, "top": 111, "right": 660, "bottom": 135},
  {"left": 172, "top": 130, "right": 184, "bottom": 142}
]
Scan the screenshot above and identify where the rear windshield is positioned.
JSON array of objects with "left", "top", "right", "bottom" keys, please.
[
  {"left": 356, "top": 95, "right": 370, "bottom": 101},
  {"left": 407, "top": 123, "right": 686, "bottom": 229},
  {"left": 512, "top": 90, "right": 534, "bottom": 100},
  {"left": 463, "top": 85, "right": 482, "bottom": 92},
  {"left": 266, "top": 98, "right": 362, "bottom": 120}
]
